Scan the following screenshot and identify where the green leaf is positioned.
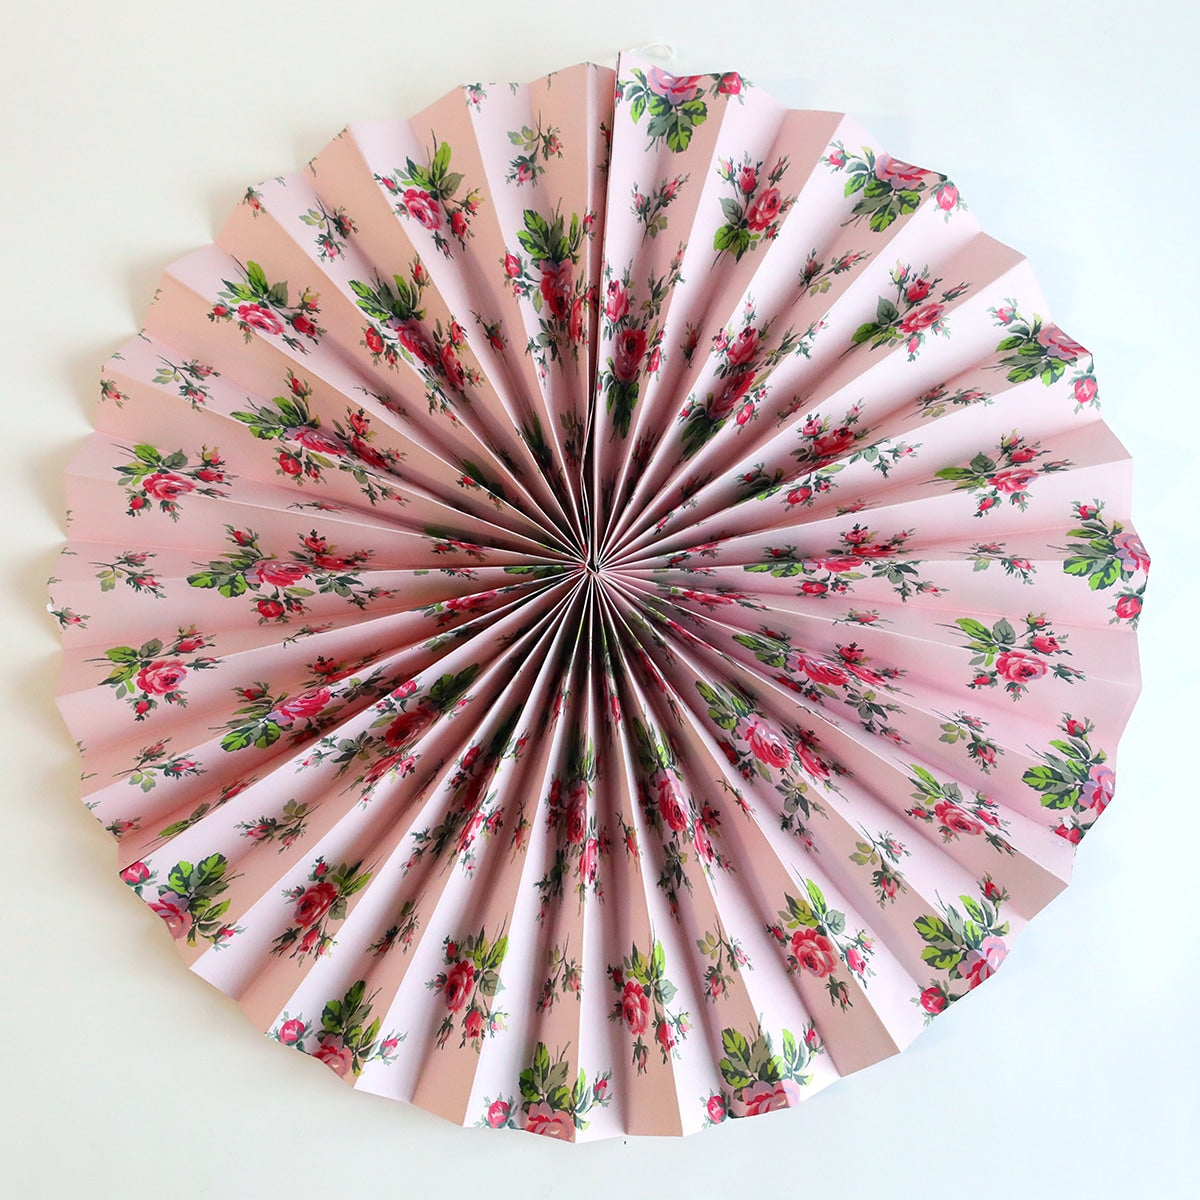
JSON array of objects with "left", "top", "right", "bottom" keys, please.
[
  {"left": 721, "top": 1027, "right": 751, "bottom": 1068},
  {"left": 712, "top": 225, "right": 736, "bottom": 252},
  {"left": 532, "top": 1041, "right": 550, "bottom": 1083},
  {"left": 921, "top": 946, "right": 965, "bottom": 971},
  {"left": 246, "top": 261, "right": 269, "bottom": 293},
  {"left": 993, "top": 618, "right": 1016, "bottom": 645},
  {"left": 914, "top": 914, "right": 955, "bottom": 945},
  {"left": 955, "top": 618, "right": 993, "bottom": 643},
  {"left": 876, "top": 297, "right": 899, "bottom": 324}
]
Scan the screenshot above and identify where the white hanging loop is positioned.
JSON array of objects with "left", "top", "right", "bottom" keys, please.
[{"left": 625, "top": 41, "right": 677, "bottom": 64}]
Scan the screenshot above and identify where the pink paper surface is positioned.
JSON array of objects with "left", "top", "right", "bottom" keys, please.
[{"left": 52, "top": 56, "right": 1148, "bottom": 1140}]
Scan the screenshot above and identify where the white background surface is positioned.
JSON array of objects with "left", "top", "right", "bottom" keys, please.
[{"left": 4, "top": 2, "right": 1197, "bottom": 1195}]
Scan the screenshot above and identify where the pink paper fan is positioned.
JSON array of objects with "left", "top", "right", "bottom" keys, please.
[{"left": 52, "top": 55, "right": 1147, "bottom": 1140}]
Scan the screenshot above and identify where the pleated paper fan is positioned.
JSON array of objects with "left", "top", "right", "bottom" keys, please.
[{"left": 52, "top": 55, "right": 1149, "bottom": 1141}]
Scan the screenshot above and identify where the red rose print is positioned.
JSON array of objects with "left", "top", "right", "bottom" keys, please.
[
  {"left": 717, "top": 73, "right": 742, "bottom": 95},
  {"left": 794, "top": 655, "right": 848, "bottom": 686},
  {"left": 394, "top": 319, "right": 438, "bottom": 365},
  {"left": 120, "top": 861, "right": 149, "bottom": 886},
  {"left": 237, "top": 303, "right": 284, "bottom": 335},
  {"left": 995, "top": 649, "right": 1048, "bottom": 684},
  {"left": 271, "top": 688, "right": 332, "bottom": 723},
  {"left": 657, "top": 776, "right": 689, "bottom": 832},
  {"left": 148, "top": 892, "right": 191, "bottom": 939},
  {"left": 524, "top": 1103, "right": 573, "bottom": 1140},
  {"left": 739, "top": 1080, "right": 796, "bottom": 1116},
  {"left": 1038, "top": 324, "right": 1086, "bottom": 361},
  {"left": 796, "top": 744, "right": 830, "bottom": 781},
  {"left": 1074, "top": 376, "right": 1098, "bottom": 405},
  {"left": 920, "top": 986, "right": 948, "bottom": 1014},
  {"left": 1114, "top": 532, "right": 1150, "bottom": 573},
  {"left": 709, "top": 369, "right": 755, "bottom": 419},
  {"left": 906, "top": 277, "right": 932, "bottom": 303},
  {"left": 812, "top": 426, "right": 856, "bottom": 459},
  {"left": 279, "top": 453, "right": 302, "bottom": 476},
  {"left": 136, "top": 659, "right": 187, "bottom": 696},
  {"left": 539, "top": 260, "right": 573, "bottom": 320},
  {"left": 899, "top": 303, "right": 945, "bottom": 334},
  {"left": 646, "top": 67, "right": 701, "bottom": 104},
  {"left": 142, "top": 472, "right": 195, "bottom": 501},
  {"left": 692, "top": 818, "right": 714, "bottom": 863},
  {"left": 384, "top": 707, "right": 434, "bottom": 748},
  {"left": 450, "top": 210, "right": 468, "bottom": 238},
  {"left": 706, "top": 1093, "right": 727, "bottom": 1122},
  {"left": 726, "top": 327, "right": 758, "bottom": 366},
  {"left": 790, "top": 927, "right": 838, "bottom": 977},
  {"left": 440, "top": 342, "right": 466, "bottom": 388},
  {"left": 613, "top": 327, "right": 647, "bottom": 383},
  {"left": 313, "top": 1037, "right": 353, "bottom": 1077},
  {"left": 1084, "top": 764, "right": 1116, "bottom": 811},
  {"left": 1114, "top": 594, "right": 1141, "bottom": 620},
  {"left": 566, "top": 793, "right": 587, "bottom": 845},
  {"left": 464, "top": 1008, "right": 484, "bottom": 1039},
  {"left": 579, "top": 836, "right": 600, "bottom": 883},
  {"left": 568, "top": 294, "right": 585, "bottom": 344},
  {"left": 933, "top": 799, "right": 983, "bottom": 836},
  {"left": 251, "top": 560, "right": 310, "bottom": 587},
  {"left": 875, "top": 154, "right": 926, "bottom": 186},
  {"left": 278, "top": 1018, "right": 305, "bottom": 1044},
  {"left": 737, "top": 165, "right": 757, "bottom": 194},
  {"left": 991, "top": 467, "right": 1037, "bottom": 495},
  {"left": 293, "top": 880, "right": 338, "bottom": 927},
  {"left": 621, "top": 979, "right": 650, "bottom": 1034},
  {"left": 936, "top": 183, "right": 959, "bottom": 210},
  {"left": 402, "top": 188, "right": 441, "bottom": 230},
  {"left": 1030, "top": 634, "right": 1060, "bottom": 654},
  {"left": 744, "top": 718, "right": 792, "bottom": 769},
  {"left": 292, "top": 314, "right": 317, "bottom": 337},
  {"left": 444, "top": 960, "right": 476, "bottom": 1012},
  {"left": 604, "top": 280, "right": 629, "bottom": 322},
  {"left": 257, "top": 599, "right": 285, "bottom": 620},
  {"left": 746, "top": 187, "right": 782, "bottom": 231},
  {"left": 655, "top": 1020, "right": 675, "bottom": 1054},
  {"left": 293, "top": 427, "right": 346, "bottom": 456},
  {"left": 487, "top": 1099, "right": 510, "bottom": 1128}
]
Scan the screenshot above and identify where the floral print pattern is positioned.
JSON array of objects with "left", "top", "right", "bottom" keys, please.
[
  {"left": 429, "top": 925, "right": 509, "bottom": 1049},
  {"left": 1022, "top": 714, "right": 1114, "bottom": 843},
  {"left": 58, "top": 56, "right": 1148, "bottom": 1140},
  {"left": 1059, "top": 499, "right": 1149, "bottom": 625},
  {"left": 935, "top": 432, "right": 1072, "bottom": 515},
  {"left": 272, "top": 858, "right": 371, "bottom": 961},
  {"left": 187, "top": 526, "right": 384, "bottom": 623},
  {"left": 950, "top": 612, "right": 1084, "bottom": 698},
  {"left": 767, "top": 878, "right": 874, "bottom": 1009},
  {"left": 115, "top": 444, "right": 232, "bottom": 520},
  {"left": 618, "top": 67, "right": 749, "bottom": 153},
  {"left": 705, "top": 1022, "right": 824, "bottom": 1123},
  {"left": 607, "top": 939, "right": 690, "bottom": 1073},
  {"left": 209, "top": 260, "right": 323, "bottom": 352},
  {"left": 375, "top": 141, "right": 482, "bottom": 257},
  {"left": 272, "top": 981, "right": 404, "bottom": 1077},
  {"left": 124, "top": 853, "right": 242, "bottom": 948},
  {"left": 851, "top": 262, "right": 969, "bottom": 361},
  {"left": 93, "top": 627, "right": 219, "bottom": 719},
  {"left": 914, "top": 879, "right": 1010, "bottom": 1017}
]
